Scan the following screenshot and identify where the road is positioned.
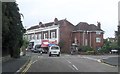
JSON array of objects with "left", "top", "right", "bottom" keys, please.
[{"left": 23, "top": 52, "right": 118, "bottom": 72}]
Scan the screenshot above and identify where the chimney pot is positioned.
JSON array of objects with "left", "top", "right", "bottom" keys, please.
[{"left": 97, "top": 21, "right": 101, "bottom": 29}]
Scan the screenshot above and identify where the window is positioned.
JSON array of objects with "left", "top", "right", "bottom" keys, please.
[
  {"left": 38, "top": 33, "right": 41, "bottom": 39},
  {"left": 35, "top": 34, "right": 37, "bottom": 40},
  {"left": 30, "top": 35, "right": 32, "bottom": 40},
  {"left": 96, "top": 37, "right": 101, "bottom": 43},
  {"left": 32, "top": 34, "right": 34, "bottom": 39},
  {"left": 37, "top": 34, "right": 39, "bottom": 39},
  {"left": 96, "top": 31, "right": 101, "bottom": 35},
  {"left": 44, "top": 33, "right": 48, "bottom": 39},
  {"left": 51, "top": 32, "right": 55, "bottom": 38}
]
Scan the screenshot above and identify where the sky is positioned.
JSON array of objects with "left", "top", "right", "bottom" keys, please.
[{"left": 16, "top": 0, "right": 120, "bottom": 38}]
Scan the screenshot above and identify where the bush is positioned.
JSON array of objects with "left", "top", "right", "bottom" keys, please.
[
  {"left": 86, "top": 51, "right": 95, "bottom": 55},
  {"left": 22, "top": 39, "right": 29, "bottom": 48},
  {"left": 98, "top": 48, "right": 109, "bottom": 54},
  {"left": 13, "top": 48, "right": 20, "bottom": 58},
  {"left": 79, "top": 46, "right": 93, "bottom": 52}
]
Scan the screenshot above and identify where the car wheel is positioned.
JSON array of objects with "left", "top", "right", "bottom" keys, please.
[
  {"left": 57, "top": 54, "right": 60, "bottom": 57},
  {"left": 49, "top": 53, "right": 51, "bottom": 56}
]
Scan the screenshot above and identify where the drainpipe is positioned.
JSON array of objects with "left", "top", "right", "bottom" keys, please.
[
  {"left": 83, "top": 31, "right": 85, "bottom": 46},
  {"left": 48, "top": 30, "right": 50, "bottom": 40},
  {"left": 90, "top": 31, "right": 91, "bottom": 47}
]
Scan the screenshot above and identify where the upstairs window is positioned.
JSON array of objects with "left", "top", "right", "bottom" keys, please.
[
  {"left": 96, "top": 37, "right": 101, "bottom": 43},
  {"left": 38, "top": 33, "right": 41, "bottom": 39},
  {"left": 44, "top": 33, "right": 48, "bottom": 39},
  {"left": 34, "top": 34, "right": 37, "bottom": 40},
  {"left": 51, "top": 32, "right": 55, "bottom": 39}
]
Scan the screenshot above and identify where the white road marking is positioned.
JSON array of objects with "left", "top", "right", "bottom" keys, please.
[
  {"left": 38, "top": 56, "right": 43, "bottom": 58},
  {"left": 68, "top": 65, "right": 75, "bottom": 71},
  {"left": 32, "top": 60, "right": 38, "bottom": 64},
  {"left": 72, "top": 65, "right": 78, "bottom": 70},
  {"left": 65, "top": 55, "right": 70, "bottom": 56},
  {"left": 67, "top": 60, "right": 72, "bottom": 64},
  {"left": 83, "top": 56, "right": 99, "bottom": 61},
  {"left": 97, "top": 59, "right": 101, "bottom": 63}
]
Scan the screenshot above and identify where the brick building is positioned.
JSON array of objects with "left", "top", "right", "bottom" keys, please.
[
  {"left": 24, "top": 18, "right": 104, "bottom": 53},
  {"left": 72, "top": 22, "right": 104, "bottom": 50}
]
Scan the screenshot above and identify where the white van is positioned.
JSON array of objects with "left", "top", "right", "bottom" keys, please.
[
  {"left": 29, "top": 40, "right": 41, "bottom": 52},
  {"left": 49, "top": 45, "right": 60, "bottom": 57}
]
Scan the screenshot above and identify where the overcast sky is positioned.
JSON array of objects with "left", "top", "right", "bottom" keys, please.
[{"left": 16, "top": 0, "right": 120, "bottom": 38}]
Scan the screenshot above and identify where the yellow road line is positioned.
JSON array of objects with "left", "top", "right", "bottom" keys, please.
[{"left": 21, "top": 60, "right": 32, "bottom": 74}]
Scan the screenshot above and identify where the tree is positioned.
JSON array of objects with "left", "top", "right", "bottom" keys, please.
[{"left": 2, "top": 2, "right": 25, "bottom": 58}]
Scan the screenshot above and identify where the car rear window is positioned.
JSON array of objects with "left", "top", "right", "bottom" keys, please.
[{"left": 51, "top": 46, "right": 59, "bottom": 50}]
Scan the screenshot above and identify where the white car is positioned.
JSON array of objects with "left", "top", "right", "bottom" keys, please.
[{"left": 49, "top": 45, "right": 60, "bottom": 57}]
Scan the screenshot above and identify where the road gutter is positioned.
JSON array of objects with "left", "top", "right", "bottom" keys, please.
[
  {"left": 82, "top": 56, "right": 117, "bottom": 67},
  {"left": 100, "top": 59, "right": 117, "bottom": 67}
]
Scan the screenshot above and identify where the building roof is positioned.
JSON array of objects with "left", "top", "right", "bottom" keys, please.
[
  {"left": 74, "top": 22, "right": 103, "bottom": 31},
  {"left": 27, "top": 19, "right": 74, "bottom": 30},
  {"left": 27, "top": 18, "right": 103, "bottom": 32}
]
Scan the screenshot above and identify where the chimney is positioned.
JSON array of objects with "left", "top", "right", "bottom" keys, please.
[
  {"left": 39, "top": 22, "right": 45, "bottom": 27},
  {"left": 39, "top": 22, "right": 42, "bottom": 25},
  {"left": 54, "top": 18, "right": 58, "bottom": 25},
  {"left": 97, "top": 21, "right": 101, "bottom": 29}
]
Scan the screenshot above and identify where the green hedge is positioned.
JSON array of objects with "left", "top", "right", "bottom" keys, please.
[{"left": 79, "top": 46, "right": 93, "bottom": 52}]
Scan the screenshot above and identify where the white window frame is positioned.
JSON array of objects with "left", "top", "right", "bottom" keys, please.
[{"left": 96, "top": 37, "right": 101, "bottom": 43}]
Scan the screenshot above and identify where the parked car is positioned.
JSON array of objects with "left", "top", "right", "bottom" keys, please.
[
  {"left": 111, "top": 49, "right": 118, "bottom": 54},
  {"left": 42, "top": 48, "right": 48, "bottom": 54},
  {"left": 48, "top": 45, "right": 60, "bottom": 57},
  {"left": 34, "top": 44, "right": 43, "bottom": 54}
]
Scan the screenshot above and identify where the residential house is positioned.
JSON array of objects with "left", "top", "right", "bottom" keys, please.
[{"left": 72, "top": 22, "right": 104, "bottom": 50}]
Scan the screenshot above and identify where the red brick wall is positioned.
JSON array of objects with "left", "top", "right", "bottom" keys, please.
[
  {"left": 59, "top": 20, "right": 74, "bottom": 53},
  {"left": 72, "top": 32, "right": 104, "bottom": 50}
]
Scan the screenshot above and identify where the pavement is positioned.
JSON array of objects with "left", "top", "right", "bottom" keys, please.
[
  {"left": 81, "top": 54, "right": 119, "bottom": 67},
  {"left": 2, "top": 54, "right": 31, "bottom": 74},
  {"left": 101, "top": 56, "right": 119, "bottom": 66}
]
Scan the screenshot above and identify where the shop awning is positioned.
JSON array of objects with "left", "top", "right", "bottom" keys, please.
[
  {"left": 48, "top": 44, "right": 56, "bottom": 47},
  {"left": 41, "top": 41, "right": 49, "bottom": 47},
  {"left": 41, "top": 44, "right": 48, "bottom": 47}
]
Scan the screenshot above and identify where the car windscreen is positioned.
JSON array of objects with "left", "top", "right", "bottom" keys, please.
[
  {"left": 29, "top": 42, "right": 34, "bottom": 46},
  {"left": 35, "top": 45, "right": 41, "bottom": 49},
  {"left": 51, "top": 46, "right": 59, "bottom": 50}
]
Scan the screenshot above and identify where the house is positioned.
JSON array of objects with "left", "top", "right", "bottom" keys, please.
[
  {"left": 24, "top": 18, "right": 104, "bottom": 53},
  {"left": 72, "top": 22, "right": 104, "bottom": 50}
]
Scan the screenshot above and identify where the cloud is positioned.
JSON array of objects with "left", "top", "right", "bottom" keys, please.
[{"left": 16, "top": 0, "right": 119, "bottom": 38}]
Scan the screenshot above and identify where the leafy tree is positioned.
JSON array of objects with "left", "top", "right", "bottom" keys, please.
[{"left": 2, "top": 2, "right": 25, "bottom": 58}]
